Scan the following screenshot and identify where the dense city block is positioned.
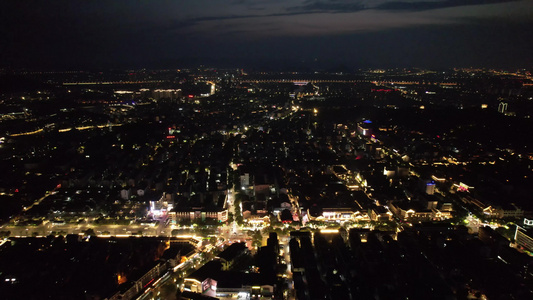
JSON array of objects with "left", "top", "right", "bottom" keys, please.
[{"left": 1, "top": 68, "right": 533, "bottom": 299}]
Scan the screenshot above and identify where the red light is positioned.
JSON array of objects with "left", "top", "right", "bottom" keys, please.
[
  {"left": 15, "top": 189, "right": 19, "bottom": 193},
  {"left": 166, "top": 135, "right": 176, "bottom": 139},
  {"left": 188, "top": 95, "right": 194, "bottom": 98},
  {"left": 144, "top": 279, "right": 155, "bottom": 288}
]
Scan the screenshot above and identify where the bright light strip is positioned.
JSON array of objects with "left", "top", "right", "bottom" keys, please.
[{"left": 320, "top": 229, "right": 339, "bottom": 233}]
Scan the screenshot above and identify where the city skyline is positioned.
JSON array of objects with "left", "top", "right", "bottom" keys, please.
[
  {"left": 1, "top": 0, "right": 532, "bottom": 70},
  {"left": 1, "top": 62, "right": 533, "bottom": 300}
]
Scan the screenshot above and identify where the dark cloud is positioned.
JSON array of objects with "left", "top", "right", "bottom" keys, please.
[
  {"left": 288, "top": 0, "right": 365, "bottom": 13},
  {"left": 289, "top": 0, "right": 519, "bottom": 13},
  {"left": 189, "top": 12, "right": 306, "bottom": 23},
  {"left": 0, "top": 0, "right": 531, "bottom": 69},
  {"left": 376, "top": 0, "right": 518, "bottom": 11}
]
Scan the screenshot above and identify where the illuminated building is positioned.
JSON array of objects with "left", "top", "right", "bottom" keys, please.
[
  {"left": 357, "top": 120, "right": 373, "bottom": 136},
  {"left": 462, "top": 195, "right": 525, "bottom": 219},
  {"left": 389, "top": 200, "right": 452, "bottom": 222},
  {"left": 149, "top": 193, "right": 174, "bottom": 219},
  {"left": 183, "top": 261, "right": 222, "bottom": 296},
  {"left": 369, "top": 206, "right": 393, "bottom": 221},
  {"left": 240, "top": 173, "right": 250, "bottom": 187},
  {"left": 389, "top": 202, "right": 433, "bottom": 221},
  {"left": 524, "top": 218, "right": 533, "bottom": 227},
  {"left": 453, "top": 182, "right": 474, "bottom": 193},
  {"left": 169, "top": 208, "right": 227, "bottom": 223},
  {"left": 425, "top": 181, "right": 436, "bottom": 195},
  {"left": 108, "top": 261, "right": 167, "bottom": 300},
  {"left": 152, "top": 89, "right": 182, "bottom": 100},
  {"left": 308, "top": 207, "right": 369, "bottom": 222},
  {"left": 500, "top": 204, "right": 525, "bottom": 218},
  {"left": 183, "top": 256, "right": 274, "bottom": 299},
  {"left": 514, "top": 226, "right": 533, "bottom": 252}
]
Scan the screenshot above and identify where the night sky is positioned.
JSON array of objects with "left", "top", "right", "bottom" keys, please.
[{"left": 1, "top": 0, "right": 532, "bottom": 70}]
